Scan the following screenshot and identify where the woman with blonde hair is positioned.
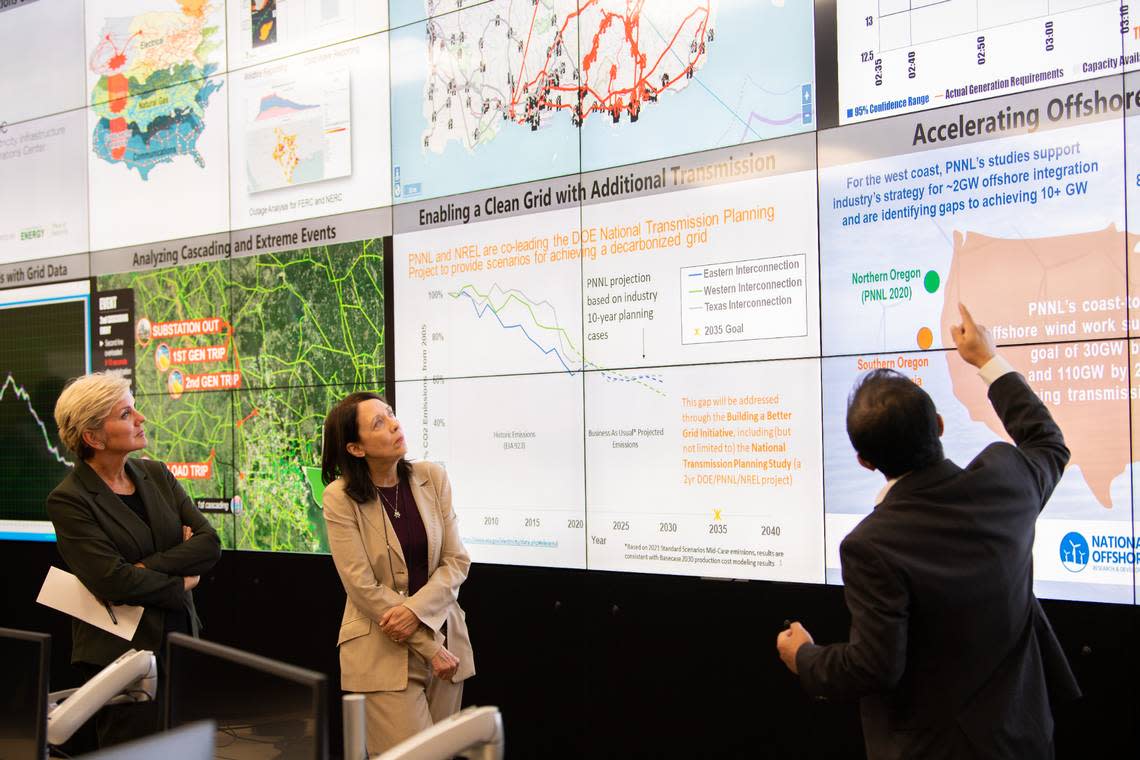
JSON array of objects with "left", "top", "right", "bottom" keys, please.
[{"left": 47, "top": 371, "right": 220, "bottom": 747}]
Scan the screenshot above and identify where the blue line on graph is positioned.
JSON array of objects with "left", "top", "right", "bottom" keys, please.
[
  {"left": 454, "top": 287, "right": 664, "bottom": 389},
  {"left": 456, "top": 288, "right": 579, "bottom": 374}
]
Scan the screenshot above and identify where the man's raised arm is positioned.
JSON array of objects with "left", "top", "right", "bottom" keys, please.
[{"left": 951, "top": 303, "right": 1069, "bottom": 504}]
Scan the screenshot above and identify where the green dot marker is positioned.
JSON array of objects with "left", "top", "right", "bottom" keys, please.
[{"left": 923, "top": 270, "right": 940, "bottom": 294}]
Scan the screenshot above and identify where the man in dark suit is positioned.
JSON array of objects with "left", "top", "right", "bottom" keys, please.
[{"left": 777, "top": 304, "right": 1079, "bottom": 759}]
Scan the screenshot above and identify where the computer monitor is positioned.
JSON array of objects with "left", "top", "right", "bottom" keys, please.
[
  {"left": 165, "top": 633, "right": 328, "bottom": 760},
  {"left": 0, "top": 627, "right": 50, "bottom": 760},
  {"left": 78, "top": 720, "right": 215, "bottom": 760}
]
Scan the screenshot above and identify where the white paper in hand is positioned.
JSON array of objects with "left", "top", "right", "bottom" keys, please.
[{"left": 36, "top": 566, "right": 144, "bottom": 641}]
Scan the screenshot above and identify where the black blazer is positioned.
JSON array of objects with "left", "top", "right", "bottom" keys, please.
[
  {"left": 46, "top": 458, "right": 221, "bottom": 667},
  {"left": 797, "top": 372, "right": 1080, "bottom": 760}
]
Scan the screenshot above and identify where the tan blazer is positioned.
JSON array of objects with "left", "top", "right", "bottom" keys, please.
[{"left": 323, "top": 460, "right": 475, "bottom": 692}]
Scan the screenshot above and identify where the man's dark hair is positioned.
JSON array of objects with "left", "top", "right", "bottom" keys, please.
[
  {"left": 321, "top": 391, "right": 412, "bottom": 503},
  {"left": 846, "top": 369, "right": 944, "bottom": 478}
]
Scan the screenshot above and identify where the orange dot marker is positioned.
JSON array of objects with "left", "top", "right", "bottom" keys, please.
[{"left": 917, "top": 327, "right": 933, "bottom": 350}]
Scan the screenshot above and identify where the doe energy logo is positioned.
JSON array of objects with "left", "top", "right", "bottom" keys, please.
[{"left": 1059, "top": 532, "right": 1089, "bottom": 573}]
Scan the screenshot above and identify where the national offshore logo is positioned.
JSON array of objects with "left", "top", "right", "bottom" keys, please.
[
  {"left": 1059, "top": 532, "right": 1089, "bottom": 573},
  {"left": 1059, "top": 531, "right": 1137, "bottom": 572}
]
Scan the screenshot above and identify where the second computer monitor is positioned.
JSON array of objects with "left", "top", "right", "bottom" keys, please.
[
  {"left": 165, "top": 633, "right": 328, "bottom": 760},
  {"left": 0, "top": 627, "right": 50, "bottom": 760}
]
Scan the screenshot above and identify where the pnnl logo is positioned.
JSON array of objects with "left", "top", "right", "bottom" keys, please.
[{"left": 1059, "top": 532, "right": 1090, "bottom": 573}]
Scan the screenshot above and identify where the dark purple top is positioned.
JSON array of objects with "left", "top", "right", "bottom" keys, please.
[{"left": 377, "top": 479, "right": 429, "bottom": 597}]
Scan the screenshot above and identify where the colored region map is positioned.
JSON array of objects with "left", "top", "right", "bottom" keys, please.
[
  {"left": 940, "top": 226, "right": 1138, "bottom": 511},
  {"left": 97, "top": 239, "right": 387, "bottom": 552},
  {"left": 251, "top": 0, "right": 277, "bottom": 47},
  {"left": 88, "top": 0, "right": 224, "bottom": 180}
]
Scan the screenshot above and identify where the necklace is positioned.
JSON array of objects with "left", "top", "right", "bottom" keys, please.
[{"left": 377, "top": 484, "right": 401, "bottom": 519}]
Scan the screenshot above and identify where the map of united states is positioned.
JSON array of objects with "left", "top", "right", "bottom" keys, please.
[
  {"left": 89, "top": 0, "right": 223, "bottom": 179},
  {"left": 940, "top": 226, "right": 1138, "bottom": 510}
]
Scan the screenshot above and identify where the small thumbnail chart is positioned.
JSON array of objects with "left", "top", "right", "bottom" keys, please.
[{"left": 245, "top": 71, "right": 352, "bottom": 194}]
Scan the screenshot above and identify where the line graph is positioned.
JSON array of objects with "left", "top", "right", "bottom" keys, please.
[
  {"left": 0, "top": 285, "right": 89, "bottom": 524},
  {"left": 450, "top": 283, "right": 664, "bottom": 394},
  {"left": 876, "top": 0, "right": 1117, "bottom": 53},
  {"left": 454, "top": 283, "right": 581, "bottom": 373},
  {"left": 839, "top": 0, "right": 1123, "bottom": 123},
  {"left": 0, "top": 373, "right": 73, "bottom": 467}
]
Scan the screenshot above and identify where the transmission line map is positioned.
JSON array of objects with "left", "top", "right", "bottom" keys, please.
[
  {"left": 391, "top": 0, "right": 814, "bottom": 199},
  {"left": 421, "top": 0, "right": 714, "bottom": 153}
]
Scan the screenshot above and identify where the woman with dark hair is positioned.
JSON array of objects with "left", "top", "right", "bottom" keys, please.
[{"left": 321, "top": 391, "right": 474, "bottom": 754}]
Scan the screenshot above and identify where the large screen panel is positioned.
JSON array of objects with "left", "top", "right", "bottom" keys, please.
[
  {"left": 389, "top": 0, "right": 582, "bottom": 202},
  {"left": 85, "top": 0, "right": 229, "bottom": 250},
  {"left": 0, "top": 280, "right": 90, "bottom": 542},
  {"left": 820, "top": 76, "right": 1129, "bottom": 357},
  {"left": 585, "top": 358, "right": 824, "bottom": 581},
  {"left": 228, "top": 34, "right": 392, "bottom": 230},
  {"left": 580, "top": 133, "right": 820, "bottom": 371},
  {"left": 837, "top": 0, "right": 1124, "bottom": 124},
  {"left": 578, "top": 0, "right": 815, "bottom": 171},
  {"left": 397, "top": 373, "right": 588, "bottom": 569},
  {"left": 822, "top": 346, "right": 1134, "bottom": 604},
  {"left": 226, "top": 0, "right": 387, "bottom": 70},
  {"left": 229, "top": 237, "right": 387, "bottom": 552},
  {"left": 0, "top": 0, "right": 87, "bottom": 123},
  {"left": 231, "top": 238, "right": 387, "bottom": 390},
  {"left": 0, "top": 111, "right": 89, "bottom": 264},
  {"left": 394, "top": 184, "right": 584, "bottom": 381}
]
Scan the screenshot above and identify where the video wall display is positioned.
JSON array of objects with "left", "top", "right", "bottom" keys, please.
[
  {"left": 1, "top": 1, "right": 1137, "bottom": 603},
  {"left": 86, "top": 237, "right": 388, "bottom": 552},
  {"left": 836, "top": 0, "right": 1127, "bottom": 124},
  {"left": 0, "top": 281, "right": 90, "bottom": 541}
]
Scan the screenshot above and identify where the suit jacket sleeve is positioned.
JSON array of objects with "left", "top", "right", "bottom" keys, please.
[
  {"left": 987, "top": 372, "right": 1070, "bottom": 508},
  {"left": 136, "top": 463, "right": 221, "bottom": 576},
  {"left": 403, "top": 464, "right": 470, "bottom": 632},
  {"left": 323, "top": 484, "right": 440, "bottom": 659},
  {"left": 797, "top": 535, "right": 909, "bottom": 699},
  {"left": 46, "top": 489, "right": 186, "bottom": 610}
]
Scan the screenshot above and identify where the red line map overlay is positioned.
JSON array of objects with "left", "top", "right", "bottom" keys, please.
[
  {"left": 421, "top": 0, "right": 715, "bottom": 151},
  {"left": 517, "top": 0, "right": 711, "bottom": 125}
]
